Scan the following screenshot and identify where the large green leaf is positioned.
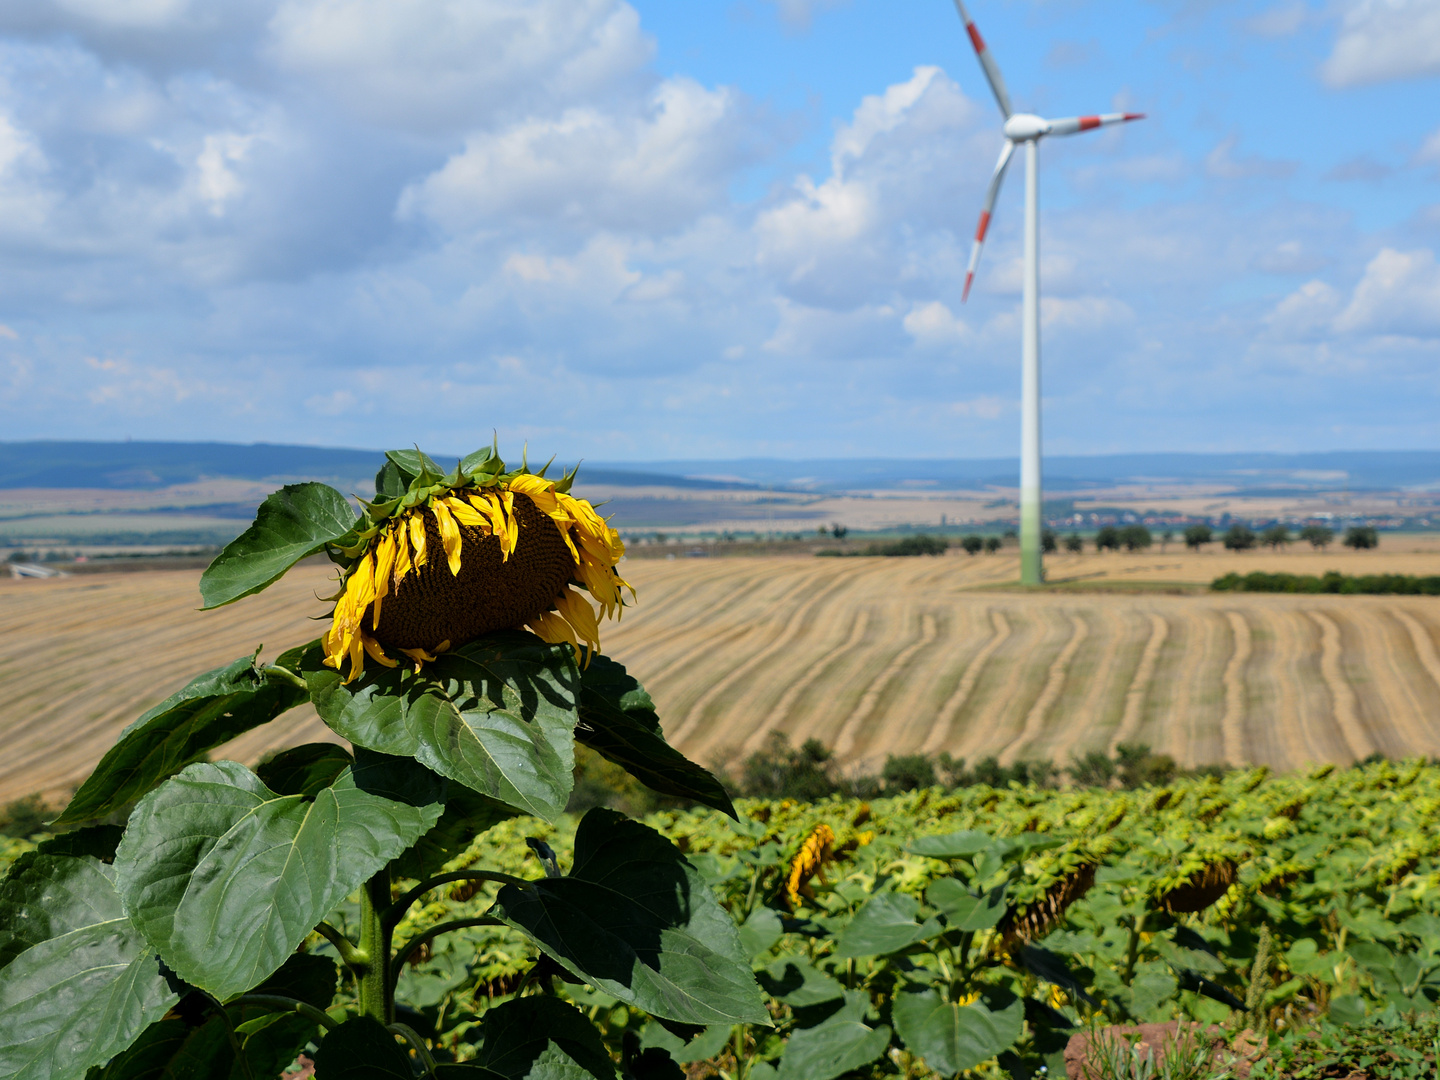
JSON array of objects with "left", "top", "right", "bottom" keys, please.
[
  {"left": 463, "top": 996, "right": 617, "bottom": 1079},
  {"left": 576, "top": 655, "right": 735, "bottom": 818},
  {"left": 255, "top": 743, "right": 354, "bottom": 798},
  {"left": 200, "top": 483, "right": 358, "bottom": 609},
  {"left": 926, "top": 879, "right": 1006, "bottom": 931},
  {"left": 907, "top": 831, "right": 992, "bottom": 859},
  {"left": 490, "top": 809, "right": 767, "bottom": 1026},
  {"left": 0, "top": 855, "right": 179, "bottom": 1080},
  {"left": 88, "top": 1018, "right": 232, "bottom": 1080},
  {"left": 56, "top": 654, "right": 310, "bottom": 827},
  {"left": 834, "top": 892, "right": 942, "bottom": 958},
  {"left": 757, "top": 957, "right": 845, "bottom": 1007},
  {"left": 776, "top": 990, "right": 890, "bottom": 1080},
  {"left": 94, "top": 954, "right": 338, "bottom": 1080},
  {"left": 313, "top": 1017, "right": 414, "bottom": 1080},
  {"left": 393, "top": 786, "right": 519, "bottom": 880},
  {"left": 307, "top": 631, "right": 579, "bottom": 822},
  {"left": 892, "top": 985, "right": 1024, "bottom": 1075},
  {"left": 114, "top": 761, "right": 441, "bottom": 999}
]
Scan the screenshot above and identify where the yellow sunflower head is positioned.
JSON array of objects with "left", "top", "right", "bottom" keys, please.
[{"left": 323, "top": 445, "right": 633, "bottom": 682}]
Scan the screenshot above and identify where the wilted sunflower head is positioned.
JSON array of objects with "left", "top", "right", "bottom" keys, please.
[{"left": 323, "top": 444, "right": 633, "bottom": 682}]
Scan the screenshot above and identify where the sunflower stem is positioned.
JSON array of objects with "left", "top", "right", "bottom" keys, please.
[
  {"left": 230, "top": 994, "right": 340, "bottom": 1032},
  {"left": 383, "top": 870, "right": 529, "bottom": 931},
  {"left": 313, "top": 921, "right": 370, "bottom": 977},
  {"left": 260, "top": 665, "right": 310, "bottom": 692},
  {"left": 388, "top": 917, "right": 504, "bottom": 998},
  {"left": 358, "top": 868, "right": 393, "bottom": 1024}
]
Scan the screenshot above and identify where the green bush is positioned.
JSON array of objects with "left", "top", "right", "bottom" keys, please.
[
  {"left": 0, "top": 795, "right": 55, "bottom": 839},
  {"left": 881, "top": 753, "right": 937, "bottom": 792},
  {"left": 1223, "top": 524, "right": 1256, "bottom": 551},
  {"left": 1211, "top": 570, "right": 1440, "bottom": 595},
  {"left": 1344, "top": 525, "right": 1380, "bottom": 549},
  {"left": 1261, "top": 524, "right": 1290, "bottom": 549},
  {"left": 1119, "top": 524, "right": 1152, "bottom": 552},
  {"left": 874, "top": 534, "right": 949, "bottom": 556}
]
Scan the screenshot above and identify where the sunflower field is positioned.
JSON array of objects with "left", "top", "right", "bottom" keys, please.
[{"left": 210, "top": 756, "right": 1434, "bottom": 1079}]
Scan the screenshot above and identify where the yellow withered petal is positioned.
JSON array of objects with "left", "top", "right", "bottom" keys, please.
[
  {"left": 399, "top": 645, "right": 438, "bottom": 672},
  {"left": 508, "top": 473, "right": 559, "bottom": 514},
  {"left": 393, "top": 518, "right": 413, "bottom": 586},
  {"left": 345, "top": 629, "right": 365, "bottom": 683},
  {"left": 445, "top": 496, "right": 489, "bottom": 531},
  {"left": 466, "top": 491, "right": 502, "bottom": 537},
  {"left": 497, "top": 489, "right": 517, "bottom": 559},
  {"left": 371, "top": 530, "right": 397, "bottom": 629},
  {"left": 554, "top": 587, "right": 601, "bottom": 661},
  {"left": 431, "top": 498, "right": 463, "bottom": 577},
  {"left": 526, "top": 609, "right": 580, "bottom": 662},
  {"left": 409, "top": 513, "right": 428, "bottom": 568},
  {"left": 362, "top": 633, "right": 398, "bottom": 668}
]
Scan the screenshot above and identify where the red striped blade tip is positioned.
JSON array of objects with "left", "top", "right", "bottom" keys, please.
[
  {"left": 962, "top": 272, "right": 974, "bottom": 302},
  {"left": 966, "top": 23, "right": 986, "bottom": 54},
  {"left": 1123, "top": 112, "right": 1146, "bottom": 121}
]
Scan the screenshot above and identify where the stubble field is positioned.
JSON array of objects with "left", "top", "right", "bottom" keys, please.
[{"left": 3, "top": 543, "right": 1439, "bottom": 804}]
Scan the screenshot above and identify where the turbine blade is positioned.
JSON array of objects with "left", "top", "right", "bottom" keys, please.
[
  {"left": 1045, "top": 112, "right": 1146, "bottom": 137},
  {"left": 962, "top": 139, "right": 1015, "bottom": 303},
  {"left": 952, "top": 0, "right": 1013, "bottom": 119}
]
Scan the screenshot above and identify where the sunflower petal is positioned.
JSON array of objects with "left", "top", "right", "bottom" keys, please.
[
  {"left": 431, "top": 498, "right": 463, "bottom": 577},
  {"left": 445, "top": 495, "right": 488, "bottom": 530},
  {"left": 497, "top": 489, "right": 517, "bottom": 560},
  {"left": 553, "top": 587, "right": 601, "bottom": 664},
  {"left": 408, "top": 512, "right": 429, "bottom": 568},
  {"left": 362, "top": 633, "right": 399, "bottom": 668},
  {"left": 526, "top": 609, "right": 580, "bottom": 663},
  {"left": 509, "top": 472, "right": 559, "bottom": 513},
  {"left": 393, "top": 517, "right": 413, "bottom": 586}
]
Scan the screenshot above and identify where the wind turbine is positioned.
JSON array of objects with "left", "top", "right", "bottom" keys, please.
[{"left": 951, "top": 0, "right": 1143, "bottom": 585}]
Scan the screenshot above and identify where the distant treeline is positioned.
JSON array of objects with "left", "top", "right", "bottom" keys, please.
[
  {"left": 815, "top": 534, "right": 953, "bottom": 557},
  {"left": 564, "top": 733, "right": 1233, "bottom": 817},
  {"left": 1212, "top": 570, "right": 1440, "bottom": 596}
]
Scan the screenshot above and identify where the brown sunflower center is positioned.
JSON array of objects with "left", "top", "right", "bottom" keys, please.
[{"left": 370, "top": 492, "right": 575, "bottom": 653}]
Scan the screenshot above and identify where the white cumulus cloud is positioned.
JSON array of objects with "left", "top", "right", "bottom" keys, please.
[
  {"left": 266, "top": 0, "right": 652, "bottom": 133},
  {"left": 1321, "top": 0, "right": 1440, "bottom": 87},
  {"left": 1334, "top": 248, "right": 1440, "bottom": 336},
  {"left": 399, "top": 78, "right": 755, "bottom": 235}
]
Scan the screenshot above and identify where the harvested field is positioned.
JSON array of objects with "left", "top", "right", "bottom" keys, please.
[{"left": 3, "top": 548, "right": 1440, "bottom": 803}]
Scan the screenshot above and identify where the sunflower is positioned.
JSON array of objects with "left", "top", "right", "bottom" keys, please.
[{"left": 322, "top": 448, "right": 633, "bottom": 682}]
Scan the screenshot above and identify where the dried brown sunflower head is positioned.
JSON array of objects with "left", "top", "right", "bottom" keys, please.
[{"left": 323, "top": 448, "right": 633, "bottom": 682}]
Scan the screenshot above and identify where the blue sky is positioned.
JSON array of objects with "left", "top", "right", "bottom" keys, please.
[{"left": 0, "top": 0, "right": 1436, "bottom": 463}]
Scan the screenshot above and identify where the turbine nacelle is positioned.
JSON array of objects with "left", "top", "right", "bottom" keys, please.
[{"left": 1001, "top": 113, "right": 1048, "bottom": 141}]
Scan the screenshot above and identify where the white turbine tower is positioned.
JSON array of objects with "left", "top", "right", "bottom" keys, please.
[{"left": 951, "top": 0, "right": 1143, "bottom": 585}]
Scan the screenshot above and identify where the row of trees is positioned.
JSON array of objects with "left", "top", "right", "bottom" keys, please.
[
  {"left": 1038, "top": 522, "right": 1383, "bottom": 554},
  {"left": 712, "top": 732, "right": 1217, "bottom": 802},
  {"left": 833, "top": 523, "right": 1382, "bottom": 556},
  {"left": 1181, "top": 522, "right": 1378, "bottom": 552}
]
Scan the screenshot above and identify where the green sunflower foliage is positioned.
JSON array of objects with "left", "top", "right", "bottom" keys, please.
[{"left": 0, "top": 446, "right": 752, "bottom": 1080}]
